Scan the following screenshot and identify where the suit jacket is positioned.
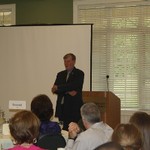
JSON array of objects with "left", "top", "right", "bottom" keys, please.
[{"left": 54, "top": 67, "right": 84, "bottom": 121}]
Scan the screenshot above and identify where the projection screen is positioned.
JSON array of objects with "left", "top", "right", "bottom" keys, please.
[{"left": 0, "top": 24, "right": 92, "bottom": 118}]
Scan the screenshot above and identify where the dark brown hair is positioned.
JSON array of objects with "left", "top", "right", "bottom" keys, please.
[{"left": 31, "top": 94, "right": 53, "bottom": 121}]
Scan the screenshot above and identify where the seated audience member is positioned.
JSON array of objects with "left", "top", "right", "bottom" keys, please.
[
  {"left": 8, "top": 110, "right": 44, "bottom": 150},
  {"left": 31, "top": 94, "right": 61, "bottom": 137},
  {"left": 65, "top": 102, "right": 113, "bottom": 150},
  {"left": 129, "top": 111, "right": 150, "bottom": 150},
  {"left": 94, "top": 141, "right": 124, "bottom": 150},
  {"left": 111, "top": 123, "right": 143, "bottom": 150}
]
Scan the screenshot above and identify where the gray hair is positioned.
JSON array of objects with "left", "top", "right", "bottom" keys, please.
[
  {"left": 80, "top": 102, "right": 100, "bottom": 124},
  {"left": 63, "top": 53, "right": 76, "bottom": 61}
]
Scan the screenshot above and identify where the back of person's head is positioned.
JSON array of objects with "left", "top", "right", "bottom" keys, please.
[
  {"left": 94, "top": 141, "right": 124, "bottom": 150},
  {"left": 31, "top": 94, "right": 53, "bottom": 121},
  {"left": 111, "top": 123, "right": 142, "bottom": 150},
  {"left": 129, "top": 111, "right": 150, "bottom": 150},
  {"left": 81, "top": 102, "right": 100, "bottom": 125},
  {"left": 9, "top": 110, "right": 40, "bottom": 145}
]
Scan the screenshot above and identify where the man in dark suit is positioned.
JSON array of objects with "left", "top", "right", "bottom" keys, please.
[{"left": 51, "top": 53, "right": 84, "bottom": 130}]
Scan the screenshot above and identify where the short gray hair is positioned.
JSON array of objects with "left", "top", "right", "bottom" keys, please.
[
  {"left": 80, "top": 102, "right": 100, "bottom": 124},
  {"left": 63, "top": 53, "right": 76, "bottom": 61}
]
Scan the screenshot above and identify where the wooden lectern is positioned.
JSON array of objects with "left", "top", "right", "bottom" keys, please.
[{"left": 82, "top": 91, "right": 120, "bottom": 129}]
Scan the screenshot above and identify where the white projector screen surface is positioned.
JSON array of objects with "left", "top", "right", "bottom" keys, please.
[{"left": 0, "top": 24, "right": 92, "bottom": 118}]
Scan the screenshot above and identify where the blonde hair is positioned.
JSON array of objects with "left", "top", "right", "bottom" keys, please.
[
  {"left": 129, "top": 111, "right": 150, "bottom": 150},
  {"left": 112, "top": 123, "right": 143, "bottom": 150}
]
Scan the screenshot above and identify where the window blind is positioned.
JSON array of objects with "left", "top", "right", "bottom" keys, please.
[{"left": 74, "top": 1, "right": 150, "bottom": 110}]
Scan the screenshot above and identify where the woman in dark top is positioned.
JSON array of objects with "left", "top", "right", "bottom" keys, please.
[{"left": 31, "top": 94, "right": 61, "bottom": 136}]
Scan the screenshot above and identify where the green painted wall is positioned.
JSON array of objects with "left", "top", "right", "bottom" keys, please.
[{"left": 0, "top": 0, "right": 73, "bottom": 25}]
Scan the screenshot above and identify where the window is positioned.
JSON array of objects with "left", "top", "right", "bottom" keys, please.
[
  {"left": 0, "top": 4, "right": 16, "bottom": 26},
  {"left": 74, "top": 0, "right": 150, "bottom": 110}
]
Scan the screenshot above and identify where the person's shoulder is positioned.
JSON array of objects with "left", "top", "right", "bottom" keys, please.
[
  {"left": 99, "top": 122, "right": 113, "bottom": 136},
  {"left": 8, "top": 145, "right": 44, "bottom": 150},
  {"left": 76, "top": 127, "right": 99, "bottom": 143},
  {"left": 42, "top": 120, "right": 60, "bottom": 127},
  {"left": 57, "top": 70, "right": 67, "bottom": 75},
  {"left": 73, "top": 67, "right": 84, "bottom": 74},
  {"left": 7, "top": 145, "right": 21, "bottom": 150},
  {"left": 77, "top": 127, "right": 91, "bottom": 139},
  {"left": 104, "top": 123, "right": 113, "bottom": 130},
  {"left": 49, "top": 121, "right": 61, "bottom": 130},
  {"left": 40, "top": 121, "right": 61, "bottom": 135},
  {"left": 99, "top": 122, "right": 113, "bottom": 130},
  {"left": 29, "top": 145, "right": 44, "bottom": 150}
]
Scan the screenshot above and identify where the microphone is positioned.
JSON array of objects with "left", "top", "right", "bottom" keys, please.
[
  {"left": 106, "top": 75, "right": 109, "bottom": 92},
  {"left": 104, "top": 75, "right": 109, "bottom": 98}
]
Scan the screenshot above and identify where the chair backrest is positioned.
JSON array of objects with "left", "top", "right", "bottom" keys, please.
[{"left": 36, "top": 134, "right": 66, "bottom": 150}]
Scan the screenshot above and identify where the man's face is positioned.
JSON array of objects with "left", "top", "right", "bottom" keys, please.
[{"left": 64, "top": 56, "right": 75, "bottom": 71}]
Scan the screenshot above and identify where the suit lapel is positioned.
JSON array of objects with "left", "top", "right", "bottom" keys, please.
[{"left": 66, "top": 67, "right": 76, "bottom": 82}]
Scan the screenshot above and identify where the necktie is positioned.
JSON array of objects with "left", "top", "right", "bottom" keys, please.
[
  {"left": 61, "top": 71, "right": 71, "bottom": 104},
  {"left": 66, "top": 71, "right": 70, "bottom": 81}
]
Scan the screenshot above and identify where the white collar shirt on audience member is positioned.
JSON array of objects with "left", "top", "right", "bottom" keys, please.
[{"left": 65, "top": 121, "right": 113, "bottom": 150}]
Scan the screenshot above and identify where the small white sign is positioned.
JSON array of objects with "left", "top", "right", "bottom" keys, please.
[
  {"left": 9, "top": 100, "right": 26, "bottom": 109},
  {"left": 2, "top": 123, "right": 10, "bottom": 135}
]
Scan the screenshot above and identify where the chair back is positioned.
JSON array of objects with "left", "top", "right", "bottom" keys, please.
[{"left": 36, "top": 134, "right": 66, "bottom": 150}]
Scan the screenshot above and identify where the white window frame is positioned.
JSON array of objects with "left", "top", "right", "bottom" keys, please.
[
  {"left": 0, "top": 4, "right": 16, "bottom": 26},
  {"left": 73, "top": 0, "right": 150, "bottom": 110}
]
